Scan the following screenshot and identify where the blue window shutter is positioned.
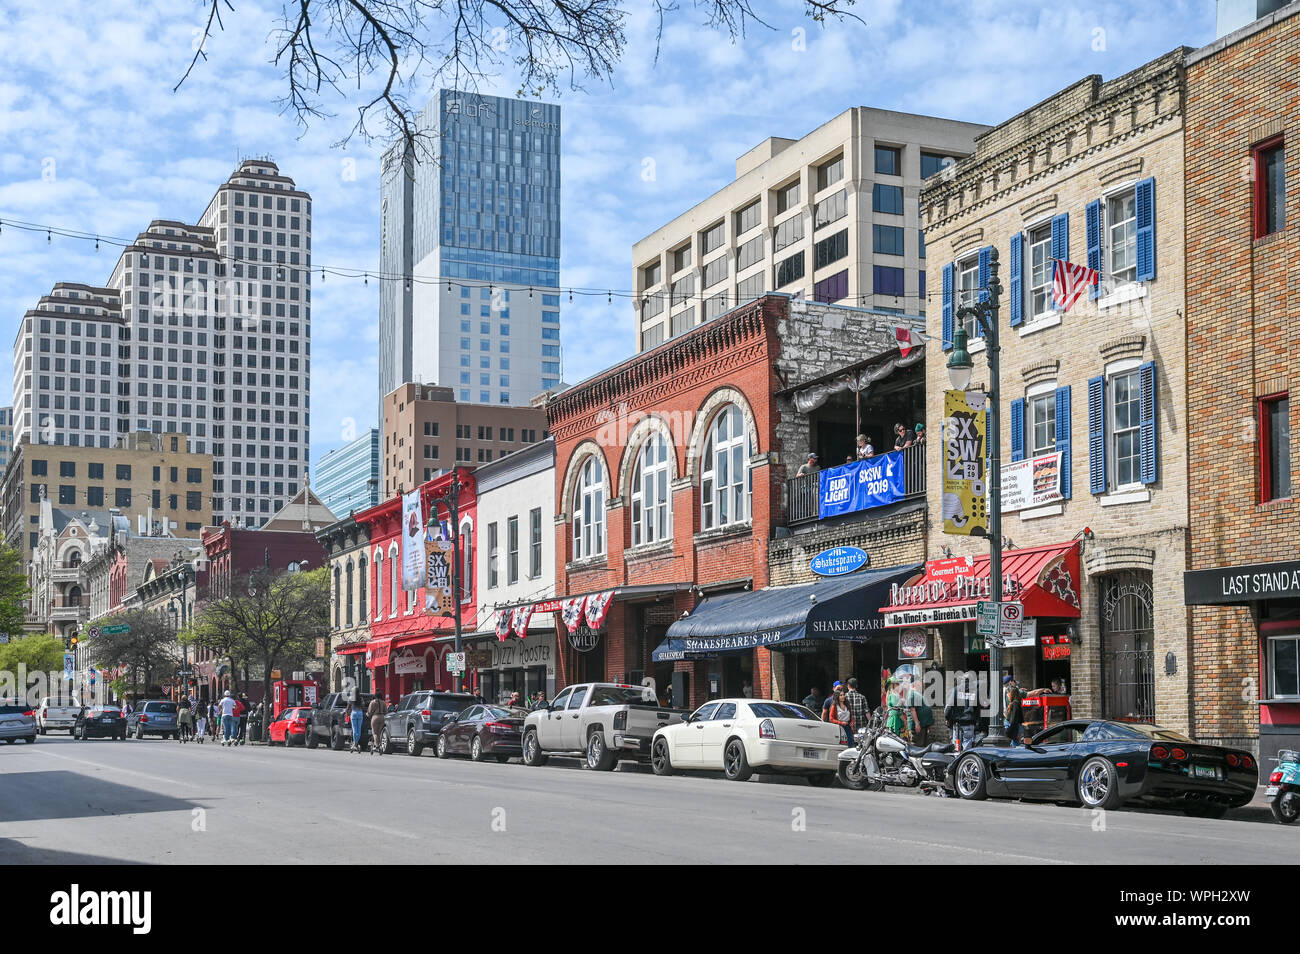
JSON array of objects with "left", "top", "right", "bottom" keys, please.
[
  {"left": 941, "top": 262, "right": 954, "bottom": 351},
  {"left": 1139, "top": 361, "right": 1158, "bottom": 485},
  {"left": 1055, "top": 385, "right": 1072, "bottom": 499},
  {"left": 1010, "top": 398, "right": 1025, "bottom": 462},
  {"left": 1085, "top": 200, "right": 1103, "bottom": 300},
  {"left": 975, "top": 246, "right": 991, "bottom": 337},
  {"left": 1135, "top": 177, "right": 1156, "bottom": 282},
  {"left": 1008, "top": 232, "right": 1024, "bottom": 327},
  {"left": 1088, "top": 375, "right": 1107, "bottom": 495},
  {"left": 1050, "top": 213, "right": 1069, "bottom": 263}
]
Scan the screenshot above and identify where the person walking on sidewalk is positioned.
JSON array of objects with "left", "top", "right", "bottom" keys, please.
[
  {"left": 219, "top": 690, "right": 239, "bottom": 746},
  {"left": 178, "top": 702, "right": 193, "bottom": 743},
  {"left": 367, "top": 695, "right": 386, "bottom": 755},
  {"left": 347, "top": 699, "right": 365, "bottom": 753}
]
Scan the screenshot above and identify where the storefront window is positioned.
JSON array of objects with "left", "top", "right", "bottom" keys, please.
[{"left": 1269, "top": 635, "right": 1300, "bottom": 698}]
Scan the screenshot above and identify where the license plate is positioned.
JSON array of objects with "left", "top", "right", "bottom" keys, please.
[
  {"left": 803, "top": 748, "right": 820, "bottom": 759},
  {"left": 1192, "top": 765, "right": 1219, "bottom": 779},
  {"left": 101, "top": 717, "right": 116, "bottom": 723},
  {"left": 1266, "top": 786, "right": 1280, "bottom": 797}
]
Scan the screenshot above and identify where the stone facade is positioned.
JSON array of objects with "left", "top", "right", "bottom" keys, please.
[{"left": 921, "top": 49, "right": 1194, "bottom": 731}]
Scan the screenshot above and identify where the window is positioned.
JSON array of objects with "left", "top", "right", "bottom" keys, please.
[
  {"left": 373, "top": 552, "right": 384, "bottom": 620},
  {"left": 1261, "top": 394, "right": 1291, "bottom": 502},
  {"left": 873, "top": 265, "right": 904, "bottom": 297},
  {"left": 816, "top": 155, "right": 843, "bottom": 191},
  {"left": 487, "top": 521, "right": 498, "bottom": 588},
  {"left": 774, "top": 215, "right": 803, "bottom": 253},
  {"left": 873, "top": 224, "right": 904, "bottom": 256},
  {"left": 504, "top": 515, "right": 518, "bottom": 585},
  {"left": 670, "top": 274, "right": 694, "bottom": 305},
  {"left": 701, "top": 404, "right": 751, "bottom": 530},
  {"left": 186, "top": 491, "right": 202, "bottom": 510},
  {"left": 631, "top": 433, "right": 671, "bottom": 547},
  {"left": 736, "top": 234, "right": 764, "bottom": 273},
  {"left": 359, "top": 556, "right": 367, "bottom": 618},
  {"left": 672, "top": 244, "right": 692, "bottom": 272},
  {"left": 734, "top": 200, "right": 761, "bottom": 236},
  {"left": 59, "top": 461, "right": 76, "bottom": 477},
  {"left": 814, "top": 229, "right": 848, "bottom": 270},
  {"left": 701, "top": 221, "right": 725, "bottom": 254},
  {"left": 1029, "top": 391, "right": 1056, "bottom": 456},
  {"left": 874, "top": 145, "right": 900, "bottom": 176},
  {"left": 920, "top": 151, "right": 957, "bottom": 179},
  {"left": 813, "top": 270, "right": 848, "bottom": 304},
  {"left": 702, "top": 256, "right": 728, "bottom": 289},
  {"left": 1088, "top": 364, "right": 1156, "bottom": 494},
  {"left": 1110, "top": 370, "right": 1141, "bottom": 488},
  {"left": 1255, "top": 138, "right": 1286, "bottom": 238},
  {"left": 642, "top": 260, "right": 662, "bottom": 287},
  {"left": 814, "top": 189, "right": 847, "bottom": 230},
  {"left": 872, "top": 183, "right": 904, "bottom": 215},
  {"left": 1269, "top": 635, "right": 1300, "bottom": 699},
  {"left": 529, "top": 508, "right": 542, "bottom": 577},
  {"left": 775, "top": 251, "right": 805, "bottom": 287},
  {"left": 572, "top": 455, "right": 605, "bottom": 559},
  {"left": 1106, "top": 190, "right": 1137, "bottom": 286},
  {"left": 736, "top": 273, "right": 763, "bottom": 304},
  {"left": 641, "top": 324, "right": 665, "bottom": 350},
  {"left": 775, "top": 180, "right": 800, "bottom": 214},
  {"left": 1027, "top": 222, "right": 1053, "bottom": 319},
  {"left": 31, "top": 459, "right": 47, "bottom": 476},
  {"left": 956, "top": 254, "right": 980, "bottom": 336},
  {"left": 115, "top": 488, "right": 131, "bottom": 507},
  {"left": 116, "top": 464, "right": 131, "bottom": 480},
  {"left": 88, "top": 462, "right": 103, "bottom": 480}
]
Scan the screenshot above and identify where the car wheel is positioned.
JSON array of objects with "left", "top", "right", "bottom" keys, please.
[
  {"left": 330, "top": 726, "right": 345, "bottom": 751},
  {"left": 651, "top": 737, "right": 676, "bottom": 777},
  {"left": 1271, "top": 791, "right": 1299, "bottom": 825},
  {"left": 407, "top": 728, "right": 424, "bottom": 757},
  {"left": 379, "top": 729, "right": 391, "bottom": 754},
  {"left": 522, "top": 729, "right": 548, "bottom": 767},
  {"left": 954, "top": 753, "right": 988, "bottom": 800},
  {"left": 470, "top": 736, "right": 484, "bottom": 762},
  {"left": 586, "top": 731, "right": 616, "bottom": 771},
  {"left": 136, "top": 726, "right": 144, "bottom": 740},
  {"left": 305, "top": 726, "right": 319, "bottom": 749},
  {"left": 437, "top": 733, "right": 449, "bottom": 759},
  {"left": 38, "top": 724, "right": 46, "bottom": 736},
  {"left": 806, "top": 772, "right": 834, "bottom": 787},
  {"left": 723, "top": 738, "right": 753, "bottom": 782},
  {"left": 1076, "top": 757, "right": 1123, "bottom": 810}
]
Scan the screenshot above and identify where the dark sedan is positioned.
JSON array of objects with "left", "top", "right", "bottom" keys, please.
[
  {"left": 947, "top": 720, "right": 1256, "bottom": 817},
  {"left": 380, "top": 690, "right": 478, "bottom": 756},
  {"left": 436, "top": 704, "right": 528, "bottom": 762},
  {"left": 75, "top": 706, "right": 127, "bottom": 741}
]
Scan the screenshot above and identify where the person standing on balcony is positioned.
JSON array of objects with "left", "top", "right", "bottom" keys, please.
[
  {"left": 855, "top": 434, "right": 874, "bottom": 459},
  {"left": 796, "top": 453, "right": 820, "bottom": 477},
  {"left": 893, "top": 423, "right": 912, "bottom": 451},
  {"left": 913, "top": 422, "right": 927, "bottom": 444}
]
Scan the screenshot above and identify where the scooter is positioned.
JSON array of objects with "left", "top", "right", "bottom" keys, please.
[
  {"left": 1267, "top": 749, "right": 1300, "bottom": 824},
  {"left": 837, "top": 707, "right": 958, "bottom": 795}
]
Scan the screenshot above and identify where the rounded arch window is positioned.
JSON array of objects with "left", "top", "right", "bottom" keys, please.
[
  {"left": 631, "top": 433, "right": 672, "bottom": 546},
  {"left": 701, "top": 404, "right": 752, "bottom": 530},
  {"left": 572, "top": 455, "right": 606, "bottom": 559}
]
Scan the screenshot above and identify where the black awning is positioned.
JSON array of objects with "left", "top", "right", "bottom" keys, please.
[{"left": 652, "top": 563, "right": 922, "bottom": 661}]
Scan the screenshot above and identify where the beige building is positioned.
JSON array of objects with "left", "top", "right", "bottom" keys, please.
[
  {"left": 2, "top": 431, "right": 214, "bottom": 565},
  {"left": 918, "top": 50, "right": 1192, "bottom": 731},
  {"left": 632, "top": 107, "right": 988, "bottom": 352},
  {"left": 315, "top": 515, "right": 373, "bottom": 694},
  {"left": 381, "top": 383, "right": 549, "bottom": 497}
]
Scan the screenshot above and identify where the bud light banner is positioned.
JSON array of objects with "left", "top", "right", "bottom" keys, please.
[{"left": 818, "top": 451, "right": 905, "bottom": 519}]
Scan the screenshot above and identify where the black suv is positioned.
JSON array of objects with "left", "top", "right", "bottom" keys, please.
[
  {"left": 381, "top": 691, "right": 478, "bottom": 756},
  {"left": 305, "top": 692, "right": 376, "bottom": 751}
]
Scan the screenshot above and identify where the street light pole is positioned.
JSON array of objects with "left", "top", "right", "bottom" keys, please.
[
  {"left": 433, "top": 471, "right": 465, "bottom": 693},
  {"left": 949, "top": 248, "right": 1010, "bottom": 747}
]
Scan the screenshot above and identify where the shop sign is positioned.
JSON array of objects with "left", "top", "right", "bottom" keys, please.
[
  {"left": 465, "top": 649, "right": 493, "bottom": 668},
  {"left": 810, "top": 545, "right": 869, "bottom": 577},
  {"left": 776, "top": 638, "right": 824, "bottom": 655},
  {"left": 568, "top": 625, "right": 601, "bottom": 654},
  {"left": 942, "top": 390, "right": 989, "bottom": 537},
  {"left": 490, "top": 636, "right": 554, "bottom": 670},
  {"left": 314, "top": 637, "right": 326, "bottom": 658},
  {"left": 1041, "top": 633, "right": 1072, "bottom": 660},
  {"left": 1001, "top": 452, "right": 1063, "bottom": 513},
  {"left": 898, "top": 628, "right": 929, "bottom": 659},
  {"left": 393, "top": 651, "right": 426, "bottom": 675},
  {"left": 1183, "top": 559, "right": 1300, "bottom": 605},
  {"left": 967, "top": 634, "right": 987, "bottom": 653},
  {"left": 304, "top": 684, "right": 317, "bottom": 706}
]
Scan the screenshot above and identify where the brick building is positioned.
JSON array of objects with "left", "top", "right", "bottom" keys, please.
[
  {"left": 1182, "top": 3, "right": 1300, "bottom": 764},
  {"left": 911, "top": 49, "right": 1192, "bottom": 730}
]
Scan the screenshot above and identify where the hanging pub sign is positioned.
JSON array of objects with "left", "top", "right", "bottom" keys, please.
[
  {"left": 568, "top": 625, "right": 601, "bottom": 654},
  {"left": 810, "top": 545, "right": 869, "bottom": 577},
  {"left": 898, "top": 627, "right": 929, "bottom": 659},
  {"left": 424, "top": 536, "right": 456, "bottom": 615},
  {"left": 942, "top": 390, "right": 989, "bottom": 537}
]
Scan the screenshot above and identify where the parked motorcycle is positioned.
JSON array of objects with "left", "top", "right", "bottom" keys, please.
[
  {"left": 837, "top": 707, "right": 960, "bottom": 794},
  {"left": 1267, "top": 749, "right": 1300, "bottom": 824}
]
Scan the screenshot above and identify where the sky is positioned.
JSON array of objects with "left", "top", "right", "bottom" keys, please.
[{"left": 0, "top": 0, "right": 1218, "bottom": 459}]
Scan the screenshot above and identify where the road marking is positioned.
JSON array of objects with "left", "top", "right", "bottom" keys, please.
[{"left": 22, "top": 747, "right": 201, "bottom": 790}]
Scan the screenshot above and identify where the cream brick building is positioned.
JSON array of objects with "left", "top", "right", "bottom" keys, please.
[{"left": 917, "top": 49, "right": 1193, "bottom": 731}]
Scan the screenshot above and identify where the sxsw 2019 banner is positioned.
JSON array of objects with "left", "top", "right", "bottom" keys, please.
[
  {"left": 818, "top": 451, "right": 905, "bottom": 519},
  {"left": 942, "top": 389, "right": 989, "bottom": 537},
  {"left": 424, "top": 536, "right": 456, "bottom": 616}
]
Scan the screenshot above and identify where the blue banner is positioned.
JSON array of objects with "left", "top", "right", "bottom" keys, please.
[{"left": 818, "top": 451, "right": 905, "bottom": 519}]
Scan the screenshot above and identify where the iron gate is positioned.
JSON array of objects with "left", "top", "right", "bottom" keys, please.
[{"left": 1100, "top": 571, "right": 1156, "bottom": 723}]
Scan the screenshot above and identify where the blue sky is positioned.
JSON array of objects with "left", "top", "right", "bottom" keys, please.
[{"left": 0, "top": 0, "right": 1217, "bottom": 459}]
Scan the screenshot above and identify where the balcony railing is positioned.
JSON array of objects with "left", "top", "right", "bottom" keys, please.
[{"left": 786, "top": 442, "right": 927, "bottom": 526}]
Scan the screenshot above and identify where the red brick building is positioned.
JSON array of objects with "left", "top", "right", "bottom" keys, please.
[{"left": 1183, "top": 4, "right": 1300, "bottom": 765}]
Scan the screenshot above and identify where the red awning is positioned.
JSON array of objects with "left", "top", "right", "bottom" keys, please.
[
  {"left": 881, "top": 541, "right": 1081, "bottom": 628},
  {"left": 366, "top": 636, "right": 394, "bottom": 669},
  {"left": 336, "top": 643, "right": 368, "bottom": 656}
]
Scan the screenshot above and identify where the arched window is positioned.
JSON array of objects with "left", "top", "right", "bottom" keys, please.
[
  {"left": 701, "top": 404, "right": 752, "bottom": 530},
  {"left": 358, "top": 556, "right": 368, "bottom": 619},
  {"left": 631, "top": 433, "right": 672, "bottom": 546},
  {"left": 333, "top": 566, "right": 341, "bottom": 628},
  {"left": 389, "top": 544, "right": 399, "bottom": 618},
  {"left": 572, "top": 455, "right": 605, "bottom": 559},
  {"left": 372, "top": 551, "right": 383, "bottom": 621},
  {"left": 345, "top": 560, "right": 354, "bottom": 626}
]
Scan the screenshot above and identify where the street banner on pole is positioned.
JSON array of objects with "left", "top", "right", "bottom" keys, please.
[
  {"left": 942, "top": 389, "right": 989, "bottom": 537},
  {"left": 424, "top": 536, "right": 456, "bottom": 615},
  {"left": 400, "top": 490, "right": 425, "bottom": 590},
  {"left": 63, "top": 653, "right": 75, "bottom": 681}
]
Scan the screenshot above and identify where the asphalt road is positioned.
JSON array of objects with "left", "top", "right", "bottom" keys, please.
[{"left": 0, "top": 734, "right": 1293, "bottom": 864}]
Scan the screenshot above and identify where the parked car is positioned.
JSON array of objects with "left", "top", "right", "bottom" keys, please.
[
  {"left": 267, "top": 706, "right": 312, "bottom": 746},
  {"left": 0, "top": 704, "right": 38, "bottom": 744},
  {"left": 75, "top": 705, "right": 127, "bottom": 740},
  {"left": 436, "top": 704, "right": 528, "bottom": 762},
  {"left": 36, "top": 696, "right": 81, "bottom": 735},
  {"left": 380, "top": 690, "right": 477, "bottom": 755},
  {"left": 521, "top": 682, "right": 686, "bottom": 770},
  {"left": 127, "top": 700, "right": 180, "bottom": 740},
  {"left": 304, "top": 692, "right": 375, "bottom": 750},
  {"left": 651, "top": 699, "right": 841, "bottom": 784},
  {"left": 947, "top": 720, "right": 1257, "bottom": 817}
]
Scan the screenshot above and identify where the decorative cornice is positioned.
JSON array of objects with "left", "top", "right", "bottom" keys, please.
[
  {"left": 1099, "top": 333, "right": 1147, "bottom": 362},
  {"left": 1098, "top": 156, "right": 1143, "bottom": 186},
  {"left": 951, "top": 227, "right": 986, "bottom": 256},
  {"left": 1019, "top": 193, "right": 1058, "bottom": 222},
  {"left": 1022, "top": 359, "right": 1061, "bottom": 387}
]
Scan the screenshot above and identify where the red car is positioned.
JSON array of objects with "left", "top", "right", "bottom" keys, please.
[{"left": 267, "top": 706, "right": 312, "bottom": 746}]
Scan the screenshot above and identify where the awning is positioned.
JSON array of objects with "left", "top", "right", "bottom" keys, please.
[
  {"left": 335, "top": 642, "right": 369, "bottom": 656},
  {"left": 880, "top": 541, "right": 1081, "bottom": 628},
  {"left": 652, "top": 564, "right": 922, "bottom": 661},
  {"left": 365, "top": 636, "right": 394, "bottom": 669}
]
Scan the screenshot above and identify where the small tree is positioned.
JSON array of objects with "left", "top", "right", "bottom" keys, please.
[
  {"left": 0, "top": 543, "right": 31, "bottom": 639},
  {"left": 184, "top": 566, "right": 329, "bottom": 714},
  {"left": 87, "top": 610, "right": 179, "bottom": 702}
]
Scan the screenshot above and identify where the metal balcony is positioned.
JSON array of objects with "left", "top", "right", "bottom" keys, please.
[{"left": 786, "top": 441, "right": 927, "bottom": 526}]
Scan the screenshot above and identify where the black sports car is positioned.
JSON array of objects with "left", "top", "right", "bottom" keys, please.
[{"left": 947, "top": 720, "right": 1256, "bottom": 817}]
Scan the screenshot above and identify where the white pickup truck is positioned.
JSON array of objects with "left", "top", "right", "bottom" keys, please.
[
  {"left": 521, "top": 682, "right": 686, "bottom": 771},
  {"left": 36, "top": 696, "right": 82, "bottom": 735}
]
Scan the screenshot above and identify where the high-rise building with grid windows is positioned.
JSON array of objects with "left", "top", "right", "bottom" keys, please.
[{"left": 379, "top": 90, "right": 561, "bottom": 410}]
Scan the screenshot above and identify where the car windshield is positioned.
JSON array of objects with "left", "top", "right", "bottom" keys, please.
[
  {"left": 1116, "top": 723, "right": 1196, "bottom": 744},
  {"left": 0, "top": 705, "right": 31, "bottom": 713},
  {"left": 748, "top": 702, "right": 818, "bottom": 720},
  {"left": 427, "top": 696, "right": 476, "bottom": 711},
  {"left": 587, "top": 686, "right": 656, "bottom": 706},
  {"left": 484, "top": 706, "right": 526, "bottom": 720}
]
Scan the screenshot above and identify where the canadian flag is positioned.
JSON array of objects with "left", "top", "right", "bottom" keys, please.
[{"left": 895, "top": 326, "right": 916, "bottom": 358}]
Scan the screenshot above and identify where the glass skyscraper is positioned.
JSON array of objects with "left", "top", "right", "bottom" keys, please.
[
  {"left": 313, "top": 428, "right": 380, "bottom": 517},
  {"left": 379, "top": 90, "right": 561, "bottom": 410}
]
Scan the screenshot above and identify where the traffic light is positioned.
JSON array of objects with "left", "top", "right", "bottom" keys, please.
[{"left": 69, "top": 635, "right": 78, "bottom": 648}]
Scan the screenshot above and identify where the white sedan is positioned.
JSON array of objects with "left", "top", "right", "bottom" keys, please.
[{"left": 650, "top": 698, "right": 843, "bottom": 785}]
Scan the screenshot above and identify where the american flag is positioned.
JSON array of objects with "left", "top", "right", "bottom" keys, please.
[{"left": 1051, "top": 259, "right": 1099, "bottom": 313}]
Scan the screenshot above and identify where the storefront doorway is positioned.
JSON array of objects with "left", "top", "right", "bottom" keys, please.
[{"left": 1100, "top": 571, "right": 1155, "bottom": 723}]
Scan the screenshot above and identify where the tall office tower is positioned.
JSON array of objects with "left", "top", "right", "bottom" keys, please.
[
  {"left": 632, "top": 107, "right": 988, "bottom": 351},
  {"left": 0, "top": 407, "right": 12, "bottom": 474},
  {"left": 379, "top": 90, "right": 561, "bottom": 409},
  {"left": 11, "top": 159, "right": 311, "bottom": 529}
]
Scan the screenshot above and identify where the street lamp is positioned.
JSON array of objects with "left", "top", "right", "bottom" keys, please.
[
  {"left": 947, "top": 248, "right": 1010, "bottom": 747},
  {"left": 430, "top": 471, "right": 466, "bottom": 693}
]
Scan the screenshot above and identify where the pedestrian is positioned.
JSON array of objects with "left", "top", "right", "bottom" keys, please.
[
  {"left": 855, "top": 433, "right": 873, "bottom": 459},
  {"left": 913, "top": 422, "right": 927, "bottom": 444},
  {"left": 796, "top": 452, "right": 820, "bottom": 477},
  {"left": 885, "top": 677, "right": 906, "bottom": 737},
  {"left": 219, "top": 690, "right": 239, "bottom": 746},
  {"left": 532, "top": 689, "right": 548, "bottom": 711},
  {"left": 907, "top": 678, "right": 932, "bottom": 745},
  {"left": 893, "top": 423, "right": 911, "bottom": 451},
  {"left": 208, "top": 701, "right": 220, "bottom": 740},
  {"left": 195, "top": 708, "right": 207, "bottom": 744},
  {"left": 236, "top": 693, "right": 250, "bottom": 745},
  {"left": 1003, "top": 675, "right": 1024, "bottom": 744},
  {"left": 821, "top": 680, "right": 843, "bottom": 722},
  {"left": 844, "top": 678, "right": 871, "bottom": 742},
  {"left": 178, "top": 702, "right": 193, "bottom": 743},
  {"left": 828, "top": 687, "right": 853, "bottom": 745},
  {"left": 367, "top": 694, "right": 386, "bottom": 754},
  {"left": 347, "top": 699, "right": 364, "bottom": 753},
  {"left": 945, "top": 673, "right": 980, "bottom": 750},
  {"left": 507, "top": 690, "right": 525, "bottom": 709},
  {"left": 802, "top": 686, "right": 823, "bottom": 714}
]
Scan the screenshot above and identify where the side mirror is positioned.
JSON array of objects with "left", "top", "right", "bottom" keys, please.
[
  {"left": 683, "top": 713, "right": 693, "bottom": 725},
  {"left": 441, "top": 711, "right": 455, "bottom": 722}
]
